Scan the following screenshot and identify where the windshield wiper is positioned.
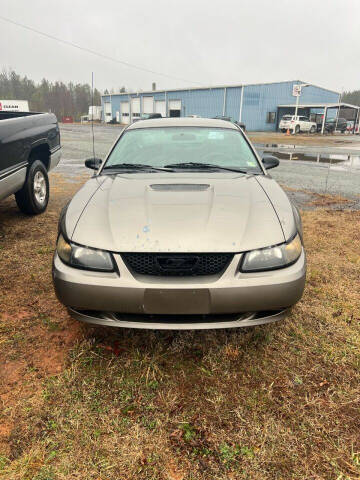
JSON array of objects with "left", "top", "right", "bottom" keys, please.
[
  {"left": 163, "top": 162, "right": 251, "bottom": 174},
  {"left": 103, "top": 163, "right": 174, "bottom": 172}
]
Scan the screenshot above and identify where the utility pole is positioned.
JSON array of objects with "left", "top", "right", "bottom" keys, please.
[
  {"left": 294, "top": 93, "right": 300, "bottom": 118},
  {"left": 334, "top": 87, "right": 343, "bottom": 133}
]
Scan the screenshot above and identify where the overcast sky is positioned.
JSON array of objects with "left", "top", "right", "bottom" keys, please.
[{"left": 1, "top": 0, "right": 359, "bottom": 93}]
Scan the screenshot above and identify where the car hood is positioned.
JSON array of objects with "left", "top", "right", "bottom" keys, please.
[{"left": 68, "top": 173, "right": 289, "bottom": 253}]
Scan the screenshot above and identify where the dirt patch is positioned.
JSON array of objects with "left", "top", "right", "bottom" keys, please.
[
  {"left": 280, "top": 185, "right": 360, "bottom": 211},
  {"left": 0, "top": 175, "right": 85, "bottom": 448},
  {"left": 28, "top": 320, "right": 82, "bottom": 375},
  {"left": 0, "top": 360, "right": 26, "bottom": 389},
  {"left": 305, "top": 192, "right": 353, "bottom": 207}
]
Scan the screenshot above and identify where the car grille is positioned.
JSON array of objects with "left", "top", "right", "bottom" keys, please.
[{"left": 121, "top": 253, "right": 233, "bottom": 277}]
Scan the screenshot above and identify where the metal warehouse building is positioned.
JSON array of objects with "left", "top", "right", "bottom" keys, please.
[{"left": 101, "top": 80, "right": 339, "bottom": 131}]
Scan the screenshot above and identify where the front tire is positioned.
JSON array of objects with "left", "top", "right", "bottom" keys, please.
[
  {"left": 310, "top": 126, "right": 316, "bottom": 134},
  {"left": 15, "top": 160, "right": 49, "bottom": 215},
  {"left": 294, "top": 125, "right": 300, "bottom": 134}
]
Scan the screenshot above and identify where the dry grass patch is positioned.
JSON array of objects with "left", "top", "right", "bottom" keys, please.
[
  {"left": 0, "top": 179, "right": 359, "bottom": 479},
  {"left": 304, "top": 192, "right": 353, "bottom": 208}
]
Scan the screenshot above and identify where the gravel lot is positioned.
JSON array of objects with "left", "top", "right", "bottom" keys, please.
[{"left": 57, "top": 123, "right": 360, "bottom": 208}]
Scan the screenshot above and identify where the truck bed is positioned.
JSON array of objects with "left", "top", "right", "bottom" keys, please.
[{"left": 0, "top": 111, "right": 61, "bottom": 203}]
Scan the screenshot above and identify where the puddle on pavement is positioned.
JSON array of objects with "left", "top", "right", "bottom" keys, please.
[{"left": 254, "top": 143, "right": 360, "bottom": 171}]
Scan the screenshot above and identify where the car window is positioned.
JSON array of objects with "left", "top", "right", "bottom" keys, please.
[{"left": 104, "top": 127, "right": 262, "bottom": 172}]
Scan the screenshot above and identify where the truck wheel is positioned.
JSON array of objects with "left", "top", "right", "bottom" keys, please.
[
  {"left": 310, "top": 126, "right": 316, "bottom": 133},
  {"left": 15, "top": 160, "right": 49, "bottom": 215},
  {"left": 294, "top": 125, "right": 300, "bottom": 134}
]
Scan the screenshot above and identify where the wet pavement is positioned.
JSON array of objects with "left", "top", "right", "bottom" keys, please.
[
  {"left": 56, "top": 123, "right": 122, "bottom": 175},
  {"left": 55, "top": 124, "right": 360, "bottom": 209},
  {"left": 255, "top": 142, "right": 360, "bottom": 205}
]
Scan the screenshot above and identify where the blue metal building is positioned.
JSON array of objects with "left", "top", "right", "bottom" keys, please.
[{"left": 101, "top": 80, "right": 339, "bottom": 131}]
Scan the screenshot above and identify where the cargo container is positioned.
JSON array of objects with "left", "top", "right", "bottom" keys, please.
[{"left": 0, "top": 100, "right": 29, "bottom": 112}]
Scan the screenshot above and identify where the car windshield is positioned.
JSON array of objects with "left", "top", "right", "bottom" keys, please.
[
  {"left": 282, "top": 115, "right": 292, "bottom": 120},
  {"left": 104, "top": 127, "right": 262, "bottom": 172}
]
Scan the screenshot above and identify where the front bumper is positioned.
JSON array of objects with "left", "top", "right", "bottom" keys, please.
[{"left": 52, "top": 250, "right": 306, "bottom": 329}]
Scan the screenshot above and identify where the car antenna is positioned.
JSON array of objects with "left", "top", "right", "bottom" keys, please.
[{"left": 91, "top": 71, "right": 96, "bottom": 159}]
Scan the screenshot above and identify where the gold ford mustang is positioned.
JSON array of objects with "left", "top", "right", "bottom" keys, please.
[{"left": 53, "top": 118, "right": 306, "bottom": 330}]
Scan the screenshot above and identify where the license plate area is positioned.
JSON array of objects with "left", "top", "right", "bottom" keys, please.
[{"left": 144, "top": 289, "right": 210, "bottom": 314}]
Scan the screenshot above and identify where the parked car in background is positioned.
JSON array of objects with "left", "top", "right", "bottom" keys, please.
[
  {"left": 279, "top": 115, "right": 317, "bottom": 134},
  {"left": 213, "top": 115, "right": 232, "bottom": 121},
  {"left": 213, "top": 115, "right": 246, "bottom": 131},
  {"left": 53, "top": 117, "right": 306, "bottom": 330},
  {"left": 346, "top": 121, "right": 355, "bottom": 133},
  {"left": 322, "top": 117, "right": 347, "bottom": 133},
  {"left": 234, "top": 121, "right": 246, "bottom": 131},
  {"left": 133, "top": 113, "right": 163, "bottom": 123},
  {"left": 0, "top": 111, "right": 61, "bottom": 214}
]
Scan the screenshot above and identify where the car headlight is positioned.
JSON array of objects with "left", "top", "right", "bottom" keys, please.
[
  {"left": 241, "top": 233, "right": 302, "bottom": 272},
  {"left": 56, "top": 234, "right": 115, "bottom": 272}
]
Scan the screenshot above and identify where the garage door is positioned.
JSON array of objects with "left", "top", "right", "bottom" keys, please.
[
  {"left": 120, "top": 102, "right": 130, "bottom": 124},
  {"left": 104, "top": 102, "right": 112, "bottom": 123},
  {"left": 168, "top": 99, "right": 181, "bottom": 117},
  {"left": 142, "top": 96, "right": 154, "bottom": 114},
  {"left": 155, "top": 100, "right": 166, "bottom": 117},
  {"left": 131, "top": 97, "right": 140, "bottom": 122}
]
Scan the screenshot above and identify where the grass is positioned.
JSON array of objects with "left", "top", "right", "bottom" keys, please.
[{"left": 0, "top": 175, "right": 359, "bottom": 479}]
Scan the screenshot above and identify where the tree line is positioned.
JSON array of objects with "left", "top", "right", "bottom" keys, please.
[
  {"left": 0, "top": 69, "right": 102, "bottom": 121},
  {"left": 2, "top": 69, "right": 360, "bottom": 117},
  {"left": 342, "top": 90, "right": 360, "bottom": 107}
]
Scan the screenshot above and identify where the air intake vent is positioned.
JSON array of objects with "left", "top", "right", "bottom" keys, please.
[
  {"left": 150, "top": 184, "right": 210, "bottom": 192},
  {"left": 122, "top": 253, "right": 233, "bottom": 277}
]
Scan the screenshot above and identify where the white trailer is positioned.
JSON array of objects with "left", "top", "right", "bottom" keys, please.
[
  {"left": 0, "top": 100, "right": 29, "bottom": 112},
  {"left": 88, "top": 105, "right": 102, "bottom": 121}
]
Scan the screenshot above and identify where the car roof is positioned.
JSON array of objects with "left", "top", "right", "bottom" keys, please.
[{"left": 127, "top": 117, "right": 238, "bottom": 130}]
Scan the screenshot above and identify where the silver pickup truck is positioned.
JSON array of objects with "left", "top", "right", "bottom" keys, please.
[{"left": 0, "top": 111, "right": 61, "bottom": 214}]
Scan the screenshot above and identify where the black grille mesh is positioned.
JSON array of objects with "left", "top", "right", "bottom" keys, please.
[{"left": 122, "top": 253, "right": 233, "bottom": 277}]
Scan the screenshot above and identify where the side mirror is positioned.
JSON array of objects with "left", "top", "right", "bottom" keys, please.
[
  {"left": 262, "top": 156, "right": 279, "bottom": 170},
  {"left": 85, "top": 157, "right": 102, "bottom": 170}
]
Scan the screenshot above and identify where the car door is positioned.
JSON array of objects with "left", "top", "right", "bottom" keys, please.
[{"left": 300, "top": 116, "right": 309, "bottom": 131}]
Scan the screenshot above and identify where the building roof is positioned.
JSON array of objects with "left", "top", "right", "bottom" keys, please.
[
  {"left": 278, "top": 102, "right": 360, "bottom": 110},
  {"left": 102, "top": 80, "right": 339, "bottom": 97},
  {"left": 127, "top": 117, "right": 238, "bottom": 130}
]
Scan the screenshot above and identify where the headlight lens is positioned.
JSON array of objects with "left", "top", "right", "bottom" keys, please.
[
  {"left": 56, "top": 234, "right": 115, "bottom": 272},
  {"left": 241, "top": 233, "right": 302, "bottom": 272}
]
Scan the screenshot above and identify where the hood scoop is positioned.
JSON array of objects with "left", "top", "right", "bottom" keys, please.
[{"left": 150, "top": 184, "right": 210, "bottom": 192}]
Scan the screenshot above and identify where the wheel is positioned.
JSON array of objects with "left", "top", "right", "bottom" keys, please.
[
  {"left": 281, "top": 128, "right": 286, "bottom": 133},
  {"left": 310, "top": 126, "right": 316, "bottom": 134},
  {"left": 15, "top": 160, "right": 49, "bottom": 215},
  {"left": 294, "top": 125, "right": 300, "bottom": 134}
]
